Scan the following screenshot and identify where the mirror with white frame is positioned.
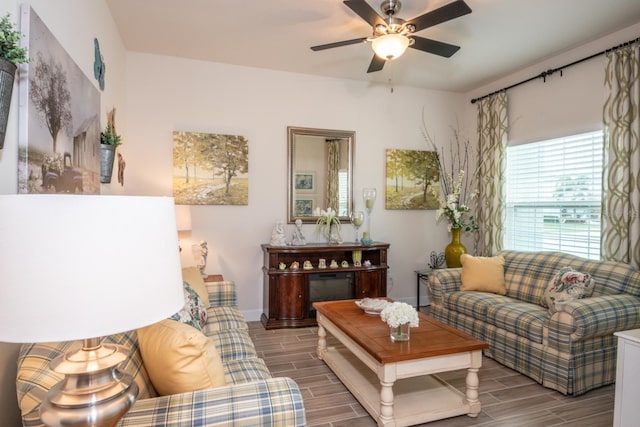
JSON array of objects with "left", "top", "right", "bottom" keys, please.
[{"left": 287, "top": 126, "right": 354, "bottom": 224}]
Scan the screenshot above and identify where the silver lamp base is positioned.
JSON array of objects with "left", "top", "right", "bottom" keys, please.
[{"left": 40, "top": 338, "right": 138, "bottom": 427}]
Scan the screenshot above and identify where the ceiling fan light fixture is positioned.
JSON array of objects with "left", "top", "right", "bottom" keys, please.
[{"left": 372, "top": 33, "right": 410, "bottom": 60}]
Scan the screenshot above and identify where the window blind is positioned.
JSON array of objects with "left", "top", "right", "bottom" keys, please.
[
  {"left": 504, "top": 131, "right": 603, "bottom": 259},
  {"left": 338, "top": 170, "right": 348, "bottom": 217}
]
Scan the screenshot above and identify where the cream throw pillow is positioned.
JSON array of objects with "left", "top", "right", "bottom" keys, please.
[
  {"left": 460, "top": 254, "right": 506, "bottom": 295},
  {"left": 182, "top": 266, "right": 210, "bottom": 308},
  {"left": 137, "top": 319, "right": 226, "bottom": 395}
]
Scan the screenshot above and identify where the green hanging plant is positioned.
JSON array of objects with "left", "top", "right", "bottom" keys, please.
[
  {"left": 0, "top": 13, "right": 28, "bottom": 64},
  {"left": 100, "top": 108, "right": 122, "bottom": 147}
]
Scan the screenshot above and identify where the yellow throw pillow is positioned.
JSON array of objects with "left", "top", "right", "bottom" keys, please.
[
  {"left": 182, "top": 266, "right": 210, "bottom": 308},
  {"left": 137, "top": 319, "right": 226, "bottom": 395},
  {"left": 460, "top": 254, "right": 506, "bottom": 295}
]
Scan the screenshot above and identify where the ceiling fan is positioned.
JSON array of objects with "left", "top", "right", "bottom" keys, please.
[{"left": 310, "top": 0, "right": 472, "bottom": 73}]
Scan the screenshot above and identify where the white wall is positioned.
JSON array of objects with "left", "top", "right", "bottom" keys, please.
[
  {"left": 0, "top": 1, "right": 127, "bottom": 425},
  {"left": 462, "top": 22, "right": 640, "bottom": 144},
  {"left": 123, "top": 52, "right": 464, "bottom": 320}
]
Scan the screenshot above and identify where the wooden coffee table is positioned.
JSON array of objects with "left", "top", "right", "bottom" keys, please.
[{"left": 314, "top": 300, "right": 488, "bottom": 427}]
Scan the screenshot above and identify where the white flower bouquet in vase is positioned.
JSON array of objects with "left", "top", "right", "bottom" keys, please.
[{"left": 380, "top": 302, "right": 419, "bottom": 342}]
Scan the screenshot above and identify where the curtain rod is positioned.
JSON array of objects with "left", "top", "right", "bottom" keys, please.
[{"left": 470, "top": 35, "right": 640, "bottom": 104}]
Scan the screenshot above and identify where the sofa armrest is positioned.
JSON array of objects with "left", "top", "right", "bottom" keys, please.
[
  {"left": 427, "top": 268, "right": 462, "bottom": 306},
  {"left": 118, "top": 377, "right": 306, "bottom": 427},
  {"left": 548, "top": 294, "right": 640, "bottom": 344},
  {"left": 205, "top": 280, "right": 238, "bottom": 307}
]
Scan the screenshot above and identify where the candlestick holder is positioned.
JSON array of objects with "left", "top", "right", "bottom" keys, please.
[
  {"left": 351, "top": 211, "right": 364, "bottom": 243},
  {"left": 362, "top": 188, "right": 376, "bottom": 244}
]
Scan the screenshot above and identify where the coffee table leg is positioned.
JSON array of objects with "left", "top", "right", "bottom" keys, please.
[
  {"left": 317, "top": 324, "right": 327, "bottom": 360},
  {"left": 379, "top": 380, "right": 395, "bottom": 424},
  {"left": 465, "top": 367, "right": 481, "bottom": 417}
]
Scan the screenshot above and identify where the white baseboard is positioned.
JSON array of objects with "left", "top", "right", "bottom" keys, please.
[{"left": 242, "top": 309, "right": 263, "bottom": 322}]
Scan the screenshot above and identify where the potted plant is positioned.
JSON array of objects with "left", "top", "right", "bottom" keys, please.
[
  {"left": 100, "top": 108, "right": 122, "bottom": 183},
  {"left": 0, "top": 13, "right": 28, "bottom": 149}
]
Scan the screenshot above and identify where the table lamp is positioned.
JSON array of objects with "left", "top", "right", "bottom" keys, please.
[
  {"left": 0, "top": 195, "right": 185, "bottom": 427},
  {"left": 175, "top": 204, "right": 192, "bottom": 231},
  {"left": 175, "top": 204, "right": 192, "bottom": 252}
]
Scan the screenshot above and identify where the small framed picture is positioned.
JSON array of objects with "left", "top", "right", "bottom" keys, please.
[
  {"left": 295, "top": 199, "right": 314, "bottom": 216},
  {"left": 295, "top": 173, "right": 314, "bottom": 191}
]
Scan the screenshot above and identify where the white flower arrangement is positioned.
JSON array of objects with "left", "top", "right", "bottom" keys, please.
[
  {"left": 380, "top": 302, "right": 419, "bottom": 328},
  {"left": 421, "top": 117, "right": 480, "bottom": 234},
  {"left": 314, "top": 207, "right": 341, "bottom": 240},
  {"left": 431, "top": 169, "right": 479, "bottom": 232}
]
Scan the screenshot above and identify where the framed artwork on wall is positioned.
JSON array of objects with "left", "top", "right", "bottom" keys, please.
[
  {"left": 385, "top": 148, "right": 440, "bottom": 210},
  {"left": 294, "top": 172, "right": 314, "bottom": 192},
  {"left": 18, "top": 6, "right": 101, "bottom": 194},
  {"left": 294, "top": 199, "right": 314, "bottom": 216},
  {"left": 173, "top": 131, "right": 249, "bottom": 205}
]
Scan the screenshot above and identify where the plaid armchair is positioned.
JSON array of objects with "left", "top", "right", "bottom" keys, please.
[
  {"left": 428, "top": 250, "right": 640, "bottom": 395},
  {"left": 16, "top": 280, "right": 307, "bottom": 426}
]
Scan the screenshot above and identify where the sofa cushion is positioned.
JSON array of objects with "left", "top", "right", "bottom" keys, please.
[
  {"left": 209, "top": 329, "right": 259, "bottom": 362},
  {"left": 460, "top": 254, "right": 506, "bottom": 294},
  {"left": 170, "top": 281, "right": 208, "bottom": 331},
  {"left": 444, "top": 291, "right": 514, "bottom": 319},
  {"left": 223, "top": 358, "right": 272, "bottom": 384},
  {"left": 542, "top": 266, "right": 595, "bottom": 314},
  {"left": 486, "top": 302, "right": 548, "bottom": 343},
  {"left": 204, "top": 306, "right": 249, "bottom": 334},
  {"left": 182, "top": 266, "right": 211, "bottom": 308},
  {"left": 137, "top": 319, "right": 226, "bottom": 395}
]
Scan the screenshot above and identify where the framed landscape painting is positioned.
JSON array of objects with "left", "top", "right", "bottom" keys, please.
[
  {"left": 173, "top": 131, "right": 249, "bottom": 205},
  {"left": 385, "top": 148, "right": 440, "bottom": 210}
]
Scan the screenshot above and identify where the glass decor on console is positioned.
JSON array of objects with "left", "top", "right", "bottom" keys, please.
[
  {"left": 362, "top": 188, "right": 376, "bottom": 244},
  {"left": 350, "top": 210, "right": 364, "bottom": 244}
]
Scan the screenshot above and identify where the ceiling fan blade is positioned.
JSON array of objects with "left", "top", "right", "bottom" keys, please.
[
  {"left": 410, "top": 36, "right": 460, "bottom": 57},
  {"left": 367, "top": 55, "right": 386, "bottom": 73},
  {"left": 311, "top": 37, "right": 368, "bottom": 51},
  {"left": 343, "top": 0, "right": 386, "bottom": 28},
  {"left": 406, "top": 0, "right": 472, "bottom": 33}
]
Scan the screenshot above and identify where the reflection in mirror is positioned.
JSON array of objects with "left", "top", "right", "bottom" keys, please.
[{"left": 287, "top": 127, "right": 354, "bottom": 224}]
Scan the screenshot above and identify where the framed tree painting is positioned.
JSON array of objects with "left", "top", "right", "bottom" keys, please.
[
  {"left": 385, "top": 148, "right": 440, "bottom": 210},
  {"left": 173, "top": 131, "right": 249, "bottom": 205},
  {"left": 18, "top": 6, "right": 101, "bottom": 194}
]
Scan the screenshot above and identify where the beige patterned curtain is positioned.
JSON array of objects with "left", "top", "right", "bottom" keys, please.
[
  {"left": 601, "top": 42, "right": 640, "bottom": 267},
  {"left": 474, "top": 92, "right": 508, "bottom": 256},
  {"left": 326, "top": 139, "right": 340, "bottom": 211}
]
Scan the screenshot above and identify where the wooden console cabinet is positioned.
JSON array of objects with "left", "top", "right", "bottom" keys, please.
[{"left": 261, "top": 242, "right": 389, "bottom": 329}]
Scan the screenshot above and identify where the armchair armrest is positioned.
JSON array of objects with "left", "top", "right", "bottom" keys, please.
[
  {"left": 205, "top": 280, "right": 238, "bottom": 307},
  {"left": 548, "top": 294, "right": 640, "bottom": 345},
  {"left": 427, "top": 268, "right": 462, "bottom": 305},
  {"left": 118, "top": 377, "right": 306, "bottom": 427}
]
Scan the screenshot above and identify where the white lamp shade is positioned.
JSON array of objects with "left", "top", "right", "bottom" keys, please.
[
  {"left": 372, "top": 33, "right": 410, "bottom": 60},
  {"left": 0, "top": 195, "right": 185, "bottom": 343},
  {"left": 175, "top": 204, "right": 192, "bottom": 231}
]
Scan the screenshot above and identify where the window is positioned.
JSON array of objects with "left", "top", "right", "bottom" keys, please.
[
  {"left": 338, "top": 170, "right": 348, "bottom": 216},
  {"left": 504, "top": 131, "right": 603, "bottom": 259}
]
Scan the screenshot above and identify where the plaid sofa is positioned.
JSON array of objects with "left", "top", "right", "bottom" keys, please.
[
  {"left": 16, "top": 280, "right": 307, "bottom": 426},
  {"left": 427, "top": 250, "right": 640, "bottom": 396}
]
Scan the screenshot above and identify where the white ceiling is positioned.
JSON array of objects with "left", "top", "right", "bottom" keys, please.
[{"left": 105, "top": 0, "right": 640, "bottom": 92}]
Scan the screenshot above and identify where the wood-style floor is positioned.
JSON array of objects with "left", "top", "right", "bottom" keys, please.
[{"left": 248, "top": 315, "right": 615, "bottom": 427}]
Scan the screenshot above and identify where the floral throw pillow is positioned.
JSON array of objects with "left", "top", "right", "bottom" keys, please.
[
  {"left": 542, "top": 266, "right": 595, "bottom": 314},
  {"left": 170, "top": 281, "right": 208, "bottom": 331}
]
